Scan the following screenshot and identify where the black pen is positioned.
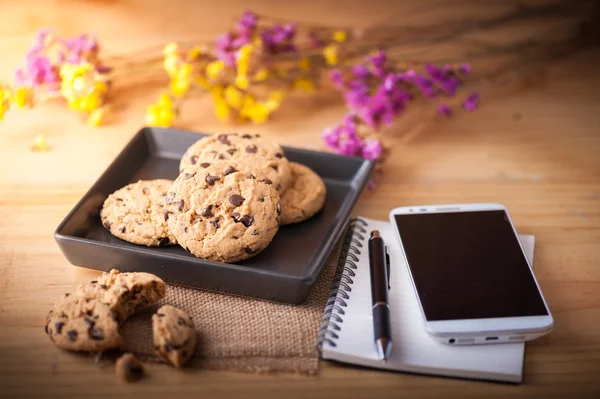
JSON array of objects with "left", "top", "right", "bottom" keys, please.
[{"left": 368, "top": 230, "right": 392, "bottom": 361}]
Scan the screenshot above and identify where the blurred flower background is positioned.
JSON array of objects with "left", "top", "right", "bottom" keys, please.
[{"left": 0, "top": 0, "right": 595, "bottom": 166}]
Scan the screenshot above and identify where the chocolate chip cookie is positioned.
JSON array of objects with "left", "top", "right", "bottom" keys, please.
[
  {"left": 279, "top": 162, "right": 327, "bottom": 225},
  {"left": 152, "top": 305, "right": 196, "bottom": 367},
  {"left": 76, "top": 269, "right": 166, "bottom": 323},
  {"left": 44, "top": 293, "right": 123, "bottom": 352},
  {"left": 179, "top": 133, "right": 292, "bottom": 193},
  {"left": 167, "top": 162, "right": 280, "bottom": 263},
  {"left": 100, "top": 179, "right": 177, "bottom": 247}
]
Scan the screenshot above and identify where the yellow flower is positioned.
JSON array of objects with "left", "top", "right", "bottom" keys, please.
[
  {"left": 262, "top": 90, "right": 285, "bottom": 112},
  {"left": 236, "top": 44, "right": 253, "bottom": 76},
  {"left": 146, "top": 104, "right": 174, "bottom": 127},
  {"left": 210, "top": 87, "right": 230, "bottom": 120},
  {"left": 31, "top": 134, "right": 49, "bottom": 152},
  {"left": 293, "top": 78, "right": 314, "bottom": 92},
  {"left": 206, "top": 60, "right": 225, "bottom": 79},
  {"left": 224, "top": 85, "right": 243, "bottom": 109},
  {"left": 298, "top": 57, "right": 311, "bottom": 71},
  {"left": 163, "top": 54, "right": 179, "bottom": 77},
  {"left": 0, "top": 88, "right": 9, "bottom": 121},
  {"left": 246, "top": 103, "right": 270, "bottom": 124},
  {"left": 188, "top": 45, "right": 208, "bottom": 60},
  {"left": 59, "top": 63, "right": 106, "bottom": 112},
  {"left": 253, "top": 67, "right": 269, "bottom": 82},
  {"left": 78, "top": 92, "right": 101, "bottom": 112},
  {"left": 87, "top": 108, "right": 104, "bottom": 127},
  {"left": 163, "top": 42, "right": 178, "bottom": 56},
  {"left": 235, "top": 74, "right": 249, "bottom": 90},
  {"left": 95, "top": 81, "right": 108, "bottom": 93},
  {"left": 60, "top": 63, "right": 92, "bottom": 82},
  {"left": 177, "top": 63, "right": 193, "bottom": 80},
  {"left": 157, "top": 93, "right": 173, "bottom": 109},
  {"left": 146, "top": 93, "right": 175, "bottom": 127},
  {"left": 323, "top": 44, "right": 338, "bottom": 66},
  {"left": 270, "top": 91, "right": 285, "bottom": 103},
  {"left": 170, "top": 63, "right": 193, "bottom": 97},
  {"left": 12, "top": 86, "right": 33, "bottom": 108},
  {"left": 239, "top": 94, "right": 256, "bottom": 119},
  {"left": 195, "top": 75, "right": 211, "bottom": 89},
  {"left": 333, "top": 30, "right": 347, "bottom": 43},
  {"left": 170, "top": 79, "right": 190, "bottom": 97}
]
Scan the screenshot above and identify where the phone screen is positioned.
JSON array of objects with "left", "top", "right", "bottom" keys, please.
[{"left": 393, "top": 210, "right": 549, "bottom": 321}]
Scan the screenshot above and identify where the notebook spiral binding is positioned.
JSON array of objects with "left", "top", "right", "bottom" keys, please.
[{"left": 317, "top": 217, "right": 368, "bottom": 350}]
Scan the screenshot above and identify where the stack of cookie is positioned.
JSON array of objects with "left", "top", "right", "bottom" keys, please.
[{"left": 100, "top": 132, "right": 327, "bottom": 263}]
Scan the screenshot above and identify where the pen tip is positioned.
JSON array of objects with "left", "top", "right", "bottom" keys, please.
[
  {"left": 376, "top": 338, "right": 392, "bottom": 361},
  {"left": 370, "top": 230, "right": 380, "bottom": 239}
]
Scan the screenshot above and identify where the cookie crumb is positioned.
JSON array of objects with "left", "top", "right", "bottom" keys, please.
[{"left": 115, "top": 353, "right": 144, "bottom": 382}]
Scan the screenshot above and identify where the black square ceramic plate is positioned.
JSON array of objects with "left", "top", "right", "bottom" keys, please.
[{"left": 55, "top": 127, "right": 373, "bottom": 304}]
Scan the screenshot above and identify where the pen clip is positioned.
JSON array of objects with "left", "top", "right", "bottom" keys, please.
[{"left": 385, "top": 245, "right": 391, "bottom": 290}]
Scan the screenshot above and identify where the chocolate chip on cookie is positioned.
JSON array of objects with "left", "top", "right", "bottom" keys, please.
[
  {"left": 205, "top": 175, "right": 220, "bottom": 186},
  {"left": 229, "top": 194, "right": 244, "bottom": 206},
  {"left": 217, "top": 134, "right": 231, "bottom": 145},
  {"left": 200, "top": 205, "right": 213, "bottom": 217},
  {"left": 224, "top": 166, "right": 236, "bottom": 176}
]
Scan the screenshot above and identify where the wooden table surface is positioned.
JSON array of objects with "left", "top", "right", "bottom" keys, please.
[{"left": 1, "top": 1, "right": 599, "bottom": 398}]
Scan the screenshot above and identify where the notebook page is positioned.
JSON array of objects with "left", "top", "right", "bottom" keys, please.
[{"left": 322, "top": 218, "right": 534, "bottom": 383}]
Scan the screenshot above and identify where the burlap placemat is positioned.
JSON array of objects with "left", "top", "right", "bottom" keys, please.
[{"left": 121, "top": 242, "right": 341, "bottom": 374}]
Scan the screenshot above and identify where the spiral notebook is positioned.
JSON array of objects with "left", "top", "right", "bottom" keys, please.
[{"left": 317, "top": 217, "right": 536, "bottom": 384}]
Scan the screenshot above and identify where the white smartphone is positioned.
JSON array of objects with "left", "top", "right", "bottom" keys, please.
[{"left": 389, "top": 203, "right": 553, "bottom": 345}]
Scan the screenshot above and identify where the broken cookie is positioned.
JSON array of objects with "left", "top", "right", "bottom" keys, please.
[{"left": 152, "top": 305, "right": 196, "bottom": 367}]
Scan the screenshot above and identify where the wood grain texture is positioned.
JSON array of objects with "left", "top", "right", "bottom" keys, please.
[{"left": 1, "top": 0, "right": 600, "bottom": 397}]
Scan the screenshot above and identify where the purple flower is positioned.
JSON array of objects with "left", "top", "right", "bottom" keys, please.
[
  {"left": 341, "top": 114, "right": 358, "bottom": 137},
  {"left": 237, "top": 10, "right": 258, "bottom": 34},
  {"left": 459, "top": 64, "right": 472, "bottom": 74},
  {"left": 231, "top": 35, "right": 251, "bottom": 48},
  {"left": 382, "top": 73, "right": 400, "bottom": 92},
  {"left": 61, "top": 34, "right": 99, "bottom": 64},
  {"left": 362, "top": 139, "right": 383, "bottom": 160},
  {"left": 322, "top": 126, "right": 341, "bottom": 148},
  {"left": 215, "top": 33, "right": 232, "bottom": 50},
  {"left": 352, "top": 65, "right": 370, "bottom": 79},
  {"left": 337, "top": 134, "right": 363, "bottom": 156},
  {"left": 425, "top": 63, "right": 444, "bottom": 82},
  {"left": 330, "top": 69, "right": 344, "bottom": 90},
  {"left": 261, "top": 24, "right": 297, "bottom": 54},
  {"left": 463, "top": 92, "right": 480, "bottom": 111},
  {"left": 365, "top": 51, "right": 387, "bottom": 77},
  {"left": 14, "top": 55, "right": 59, "bottom": 87},
  {"left": 437, "top": 104, "right": 452, "bottom": 117},
  {"left": 215, "top": 33, "right": 236, "bottom": 66},
  {"left": 366, "top": 50, "right": 386, "bottom": 68},
  {"left": 412, "top": 73, "right": 436, "bottom": 98},
  {"left": 282, "top": 24, "right": 296, "bottom": 41},
  {"left": 34, "top": 28, "right": 54, "bottom": 51},
  {"left": 344, "top": 84, "right": 370, "bottom": 109}
]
